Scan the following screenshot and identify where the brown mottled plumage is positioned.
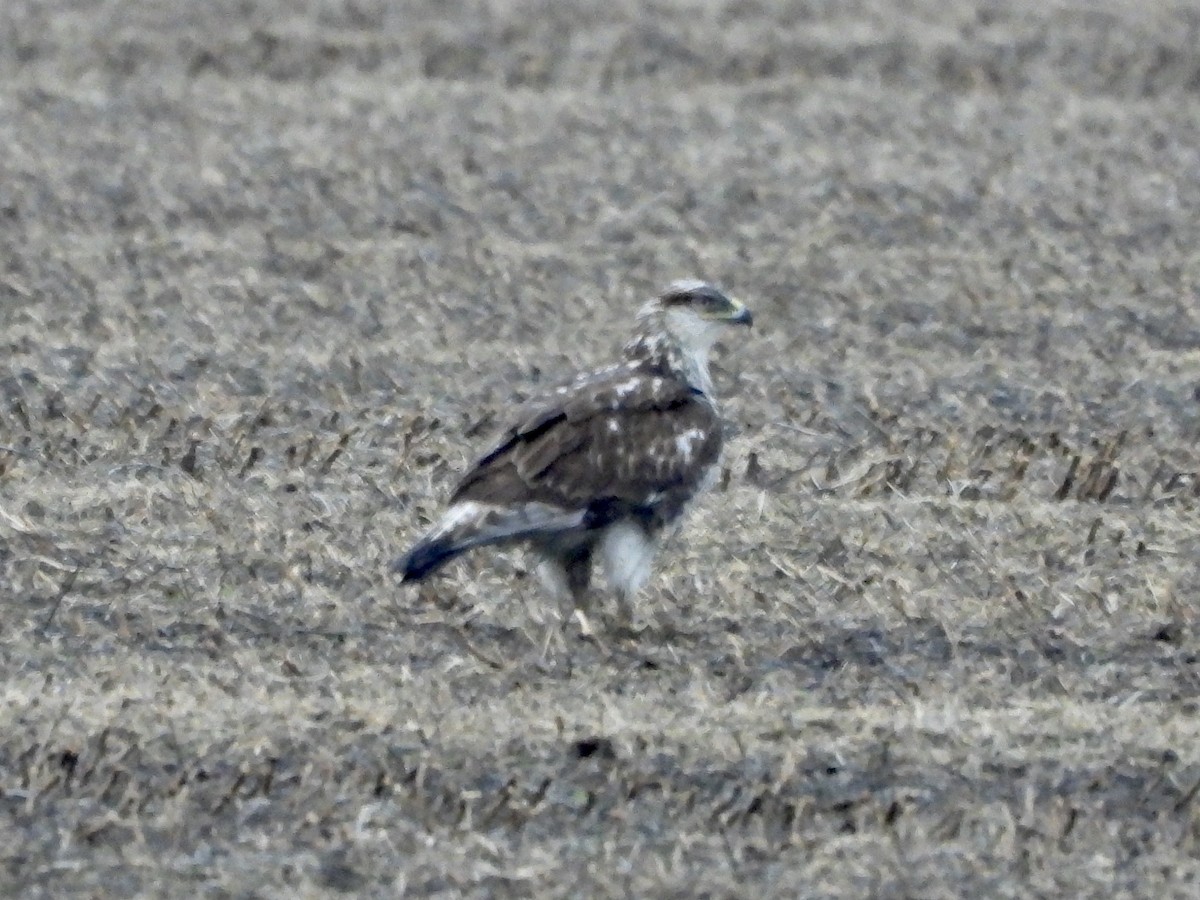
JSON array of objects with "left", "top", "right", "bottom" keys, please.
[{"left": 395, "top": 280, "right": 753, "bottom": 618}]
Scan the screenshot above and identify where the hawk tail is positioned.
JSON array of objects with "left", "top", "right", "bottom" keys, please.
[
  {"left": 396, "top": 534, "right": 461, "bottom": 582},
  {"left": 394, "top": 501, "right": 586, "bottom": 583}
]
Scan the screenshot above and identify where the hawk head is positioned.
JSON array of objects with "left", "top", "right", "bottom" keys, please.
[{"left": 648, "top": 280, "right": 753, "bottom": 356}]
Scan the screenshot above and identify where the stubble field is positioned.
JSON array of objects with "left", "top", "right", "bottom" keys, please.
[{"left": 2, "top": 1, "right": 1200, "bottom": 896}]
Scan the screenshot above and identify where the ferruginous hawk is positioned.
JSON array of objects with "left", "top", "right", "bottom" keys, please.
[{"left": 394, "top": 280, "right": 753, "bottom": 625}]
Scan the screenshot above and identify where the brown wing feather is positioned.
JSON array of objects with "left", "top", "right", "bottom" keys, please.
[{"left": 451, "top": 367, "right": 721, "bottom": 520}]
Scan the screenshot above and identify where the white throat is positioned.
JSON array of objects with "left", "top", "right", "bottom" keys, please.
[
  {"left": 664, "top": 308, "right": 723, "bottom": 395},
  {"left": 678, "top": 344, "right": 713, "bottom": 395}
]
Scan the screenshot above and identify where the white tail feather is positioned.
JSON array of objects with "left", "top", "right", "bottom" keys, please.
[{"left": 397, "top": 501, "right": 586, "bottom": 582}]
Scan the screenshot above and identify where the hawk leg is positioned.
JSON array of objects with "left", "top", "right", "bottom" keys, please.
[{"left": 536, "top": 543, "right": 596, "bottom": 611}]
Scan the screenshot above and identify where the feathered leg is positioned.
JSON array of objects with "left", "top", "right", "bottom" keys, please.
[
  {"left": 537, "top": 544, "right": 595, "bottom": 610},
  {"left": 534, "top": 543, "right": 598, "bottom": 652},
  {"left": 599, "top": 521, "right": 656, "bottom": 631}
]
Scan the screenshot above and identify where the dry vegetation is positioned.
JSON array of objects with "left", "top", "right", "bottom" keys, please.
[{"left": 3, "top": 0, "right": 1200, "bottom": 896}]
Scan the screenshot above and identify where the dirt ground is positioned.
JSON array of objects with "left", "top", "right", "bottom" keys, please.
[{"left": 2, "top": 0, "right": 1200, "bottom": 896}]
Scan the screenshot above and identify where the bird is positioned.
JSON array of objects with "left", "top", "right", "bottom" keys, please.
[{"left": 394, "top": 280, "right": 753, "bottom": 628}]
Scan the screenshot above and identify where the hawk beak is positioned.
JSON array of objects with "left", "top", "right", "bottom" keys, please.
[{"left": 727, "top": 301, "right": 754, "bottom": 327}]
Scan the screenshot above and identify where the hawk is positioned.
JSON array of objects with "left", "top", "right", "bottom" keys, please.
[{"left": 394, "top": 280, "right": 753, "bottom": 624}]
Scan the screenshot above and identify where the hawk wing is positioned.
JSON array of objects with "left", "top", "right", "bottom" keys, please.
[{"left": 451, "top": 366, "right": 723, "bottom": 527}]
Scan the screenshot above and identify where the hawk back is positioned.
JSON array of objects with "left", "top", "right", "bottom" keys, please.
[{"left": 452, "top": 362, "right": 723, "bottom": 530}]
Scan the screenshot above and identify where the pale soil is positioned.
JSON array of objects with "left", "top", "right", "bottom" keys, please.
[{"left": 2, "top": 1, "right": 1200, "bottom": 896}]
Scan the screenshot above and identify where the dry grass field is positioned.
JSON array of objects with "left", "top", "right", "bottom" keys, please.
[{"left": 3, "top": 0, "right": 1200, "bottom": 896}]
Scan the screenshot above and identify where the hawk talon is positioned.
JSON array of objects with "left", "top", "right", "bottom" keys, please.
[{"left": 572, "top": 608, "right": 596, "bottom": 639}]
